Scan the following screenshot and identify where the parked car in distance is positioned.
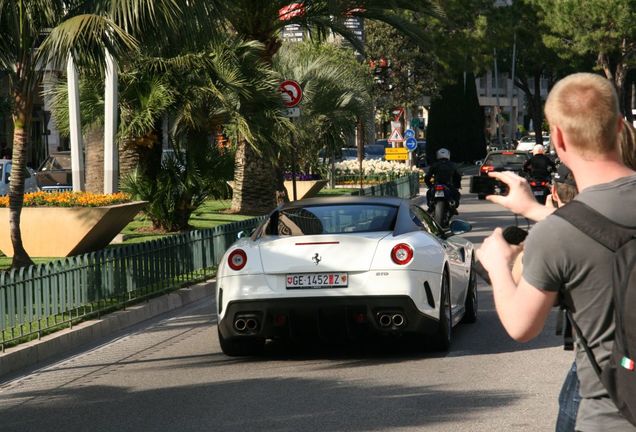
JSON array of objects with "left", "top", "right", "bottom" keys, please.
[
  {"left": 35, "top": 151, "right": 72, "bottom": 191},
  {"left": 0, "top": 159, "right": 38, "bottom": 195},
  {"left": 516, "top": 134, "right": 550, "bottom": 152},
  {"left": 340, "top": 147, "right": 358, "bottom": 161},
  {"left": 364, "top": 144, "right": 385, "bottom": 160},
  {"left": 216, "top": 196, "right": 477, "bottom": 356}
]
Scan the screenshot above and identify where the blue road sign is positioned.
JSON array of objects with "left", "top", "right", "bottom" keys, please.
[
  {"left": 404, "top": 128, "right": 415, "bottom": 139},
  {"left": 405, "top": 137, "right": 418, "bottom": 151}
]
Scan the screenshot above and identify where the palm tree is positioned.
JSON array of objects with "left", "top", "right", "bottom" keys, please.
[
  {"left": 0, "top": 1, "right": 139, "bottom": 267},
  {"left": 218, "top": 0, "right": 442, "bottom": 214},
  {"left": 0, "top": 0, "right": 198, "bottom": 267}
]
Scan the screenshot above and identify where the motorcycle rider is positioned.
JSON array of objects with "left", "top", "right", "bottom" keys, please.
[
  {"left": 424, "top": 148, "right": 462, "bottom": 212},
  {"left": 523, "top": 144, "right": 556, "bottom": 181}
]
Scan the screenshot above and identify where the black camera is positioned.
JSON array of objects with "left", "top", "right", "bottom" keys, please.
[{"left": 469, "top": 176, "right": 508, "bottom": 195}]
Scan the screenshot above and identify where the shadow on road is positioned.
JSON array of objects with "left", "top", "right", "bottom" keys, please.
[{"left": 0, "top": 378, "right": 522, "bottom": 432}]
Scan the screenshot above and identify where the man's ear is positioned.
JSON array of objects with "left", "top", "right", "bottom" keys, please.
[
  {"left": 552, "top": 126, "right": 566, "bottom": 153},
  {"left": 551, "top": 185, "right": 560, "bottom": 207}
]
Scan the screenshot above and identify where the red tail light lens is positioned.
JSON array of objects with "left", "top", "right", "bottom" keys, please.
[
  {"left": 228, "top": 249, "right": 247, "bottom": 271},
  {"left": 391, "top": 243, "right": 414, "bottom": 265},
  {"left": 530, "top": 181, "right": 537, "bottom": 186},
  {"left": 480, "top": 165, "right": 494, "bottom": 173},
  {"left": 434, "top": 185, "right": 445, "bottom": 191},
  {"left": 541, "top": 181, "right": 548, "bottom": 187}
]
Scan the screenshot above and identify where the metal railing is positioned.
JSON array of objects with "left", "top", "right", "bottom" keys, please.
[
  {"left": 0, "top": 173, "right": 419, "bottom": 349},
  {"left": 350, "top": 172, "right": 419, "bottom": 198},
  {"left": 0, "top": 217, "right": 265, "bottom": 350}
]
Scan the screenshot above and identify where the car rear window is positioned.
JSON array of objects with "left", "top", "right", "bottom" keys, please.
[
  {"left": 484, "top": 153, "right": 528, "bottom": 167},
  {"left": 265, "top": 204, "right": 398, "bottom": 236}
]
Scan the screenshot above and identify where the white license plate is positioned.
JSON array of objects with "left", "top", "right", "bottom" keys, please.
[
  {"left": 286, "top": 273, "right": 348, "bottom": 289},
  {"left": 533, "top": 191, "right": 545, "bottom": 196},
  {"left": 434, "top": 191, "right": 445, "bottom": 197}
]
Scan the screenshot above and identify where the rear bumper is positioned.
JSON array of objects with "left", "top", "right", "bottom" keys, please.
[{"left": 217, "top": 295, "right": 441, "bottom": 342}]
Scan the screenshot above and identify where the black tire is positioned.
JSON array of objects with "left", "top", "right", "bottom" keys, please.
[
  {"left": 218, "top": 327, "right": 265, "bottom": 357},
  {"left": 434, "top": 200, "right": 449, "bottom": 227},
  {"left": 462, "top": 262, "right": 478, "bottom": 324},
  {"left": 477, "top": 194, "right": 486, "bottom": 200},
  {"left": 432, "top": 272, "right": 452, "bottom": 351}
]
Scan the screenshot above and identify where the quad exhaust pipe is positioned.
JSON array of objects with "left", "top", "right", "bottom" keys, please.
[
  {"left": 377, "top": 312, "right": 405, "bottom": 328},
  {"left": 391, "top": 314, "right": 405, "bottom": 327},
  {"left": 234, "top": 316, "right": 259, "bottom": 333}
]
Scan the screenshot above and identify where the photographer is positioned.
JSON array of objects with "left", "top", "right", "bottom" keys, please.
[{"left": 477, "top": 73, "right": 636, "bottom": 431}]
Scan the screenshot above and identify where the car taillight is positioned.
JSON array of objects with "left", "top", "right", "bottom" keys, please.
[
  {"left": 228, "top": 249, "right": 247, "bottom": 271},
  {"left": 434, "top": 185, "right": 445, "bottom": 191},
  {"left": 530, "top": 181, "right": 537, "bottom": 186},
  {"left": 540, "top": 181, "right": 548, "bottom": 187},
  {"left": 480, "top": 165, "right": 494, "bottom": 173},
  {"left": 391, "top": 243, "right": 414, "bottom": 265}
]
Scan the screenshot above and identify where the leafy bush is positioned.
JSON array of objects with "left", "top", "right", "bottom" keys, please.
[
  {"left": 334, "top": 160, "right": 422, "bottom": 177},
  {"left": 0, "top": 192, "right": 131, "bottom": 207},
  {"left": 122, "top": 143, "right": 233, "bottom": 231}
]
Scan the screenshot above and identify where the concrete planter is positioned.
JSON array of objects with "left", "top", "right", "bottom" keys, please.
[
  {"left": 283, "top": 180, "right": 328, "bottom": 200},
  {"left": 0, "top": 201, "right": 146, "bottom": 257}
]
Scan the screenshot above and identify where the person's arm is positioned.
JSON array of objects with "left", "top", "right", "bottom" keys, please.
[
  {"left": 476, "top": 228, "right": 557, "bottom": 341},
  {"left": 453, "top": 169, "right": 462, "bottom": 189},
  {"left": 424, "top": 166, "right": 435, "bottom": 187},
  {"left": 486, "top": 171, "right": 556, "bottom": 222}
]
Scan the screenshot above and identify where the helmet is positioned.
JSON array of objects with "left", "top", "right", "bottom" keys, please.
[
  {"left": 436, "top": 148, "right": 450, "bottom": 160},
  {"left": 532, "top": 144, "right": 545, "bottom": 155}
]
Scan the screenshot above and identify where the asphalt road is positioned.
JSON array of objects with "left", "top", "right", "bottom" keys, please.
[{"left": 0, "top": 183, "right": 572, "bottom": 432}]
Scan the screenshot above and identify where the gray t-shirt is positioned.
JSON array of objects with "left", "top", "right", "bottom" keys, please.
[{"left": 523, "top": 174, "right": 636, "bottom": 431}]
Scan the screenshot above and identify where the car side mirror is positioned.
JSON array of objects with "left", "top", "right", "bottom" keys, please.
[
  {"left": 237, "top": 229, "right": 256, "bottom": 240},
  {"left": 475, "top": 160, "right": 483, "bottom": 166},
  {"left": 448, "top": 219, "right": 472, "bottom": 235}
]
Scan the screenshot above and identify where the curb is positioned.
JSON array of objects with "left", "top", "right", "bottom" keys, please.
[{"left": 0, "top": 279, "right": 215, "bottom": 380}]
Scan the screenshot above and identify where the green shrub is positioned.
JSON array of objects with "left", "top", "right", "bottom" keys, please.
[{"left": 122, "top": 143, "right": 233, "bottom": 231}]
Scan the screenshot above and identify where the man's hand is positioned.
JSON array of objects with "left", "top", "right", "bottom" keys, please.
[
  {"left": 486, "top": 171, "right": 554, "bottom": 222},
  {"left": 476, "top": 228, "right": 523, "bottom": 273}
]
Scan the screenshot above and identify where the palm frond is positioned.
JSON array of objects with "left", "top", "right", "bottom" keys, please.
[{"left": 38, "top": 14, "right": 139, "bottom": 72}]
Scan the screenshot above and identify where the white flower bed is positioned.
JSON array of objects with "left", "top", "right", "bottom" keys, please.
[{"left": 334, "top": 160, "right": 423, "bottom": 177}]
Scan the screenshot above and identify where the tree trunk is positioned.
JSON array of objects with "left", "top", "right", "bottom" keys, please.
[
  {"left": 8, "top": 88, "right": 35, "bottom": 268},
  {"left": 84, "top": 124, "right": 104, "bottom": 193},
  {"left": 531, "top": 74, "right": 544, "bottom": 142},
  {"left": 230, "top": 139, "right": 277, "bottom": 215},
  {"left": 118, "top": 138, "right": 140, "bottom": 182}
]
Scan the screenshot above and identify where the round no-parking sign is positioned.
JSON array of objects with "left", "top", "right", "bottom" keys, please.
[{"left": 279, "top": 80, "right": 303, "bottom": 108}]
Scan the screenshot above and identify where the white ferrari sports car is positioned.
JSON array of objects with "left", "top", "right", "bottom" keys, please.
[{"left": 216, "top": 196, "right": 477, "bottom": 356}]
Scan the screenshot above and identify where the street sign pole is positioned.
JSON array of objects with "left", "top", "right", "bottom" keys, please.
[
  {"left": 291, "top": 117, "right": 297, "bottom": 201},
  {"left": 279, "top": 80, "right": 303, "bottom": 201}
]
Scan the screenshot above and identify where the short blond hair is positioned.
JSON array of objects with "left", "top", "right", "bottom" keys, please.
[{"left": 545, "top": 73, "right": 620, "bottom": 154}]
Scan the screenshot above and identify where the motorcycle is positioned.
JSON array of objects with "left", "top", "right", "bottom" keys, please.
[
  {"left": 527, "top": 176, "right": 551, "bottom": 204},
  {"left": 428, "top": 183, "right": 458, "bottom": 227}
]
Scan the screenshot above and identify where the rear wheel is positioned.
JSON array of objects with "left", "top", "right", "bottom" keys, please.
[
  {"left": 462, "top": 262, "right": 478, "bottom": 324},
  {"left": 218, "top": 327, "right": 265, "bottom": 357},
  {"left": 432, "top": 272, "right": 452, "bottom": 351},
  {"left": 434, "top": 200, "right": 450, "bottom": 227}
]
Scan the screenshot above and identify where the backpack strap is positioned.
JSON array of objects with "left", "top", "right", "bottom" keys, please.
[
  {"left": 553, "top": 200, "right": 635, "bottom": 252},
  {"left": 566, "top": 309, "right": 603, "bottom": 377},
  {"left": 555, "top": 200, "right": 636, "bottom": 381}
]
